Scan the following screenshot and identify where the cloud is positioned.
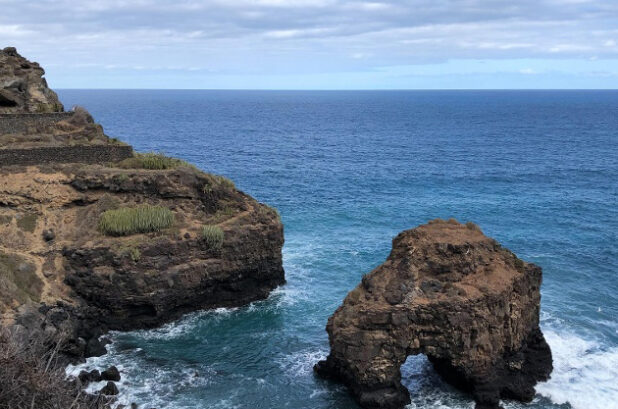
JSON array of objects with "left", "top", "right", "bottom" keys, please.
[{"left": 0, "top": 0, "right": 617, "bottom": 87}]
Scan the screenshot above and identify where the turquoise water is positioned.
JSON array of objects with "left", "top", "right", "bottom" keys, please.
[{"left": 59, "top": 90, "right": 618, "bottom": 409}]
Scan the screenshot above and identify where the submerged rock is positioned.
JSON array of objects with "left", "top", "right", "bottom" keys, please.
[
  {"left": 99, "top": 381, "right": 119, "bottom": 396},
  {"left": 78, "top": 369, "right": 102, "bottom": 385},
  {"left": 315, "top": 219, "right": 552, "bottom": 409},
  {"left": 101, "top": 366, "right": 121, "bottom": 382}
]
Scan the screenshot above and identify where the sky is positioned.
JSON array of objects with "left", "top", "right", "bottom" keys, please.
[{"left": 1, "top": 0, "right": 617, "bottom": 89}]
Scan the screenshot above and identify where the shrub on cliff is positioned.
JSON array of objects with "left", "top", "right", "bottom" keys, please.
[
  {"left": 116, "top": 152, "right": 193, "bottom": 170},
  {"left": 201, "top": 225, "right": 224, "bottom": 249},
  {"left": 202, "top": 174, "right": 236, "bottom": 193},
  {"left": 98, "top": 206, "right": 174, "bottom": 236},
  {"left": 0, "top": 330, "right": 107, "bottom": 409}
]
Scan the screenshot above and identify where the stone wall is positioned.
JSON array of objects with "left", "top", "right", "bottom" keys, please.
[
  {"left": 0, "top": 112, "right": 75, "bottom": 135},
  {"left": 0, "top": 145, "right": 133, "bottom": 166}
]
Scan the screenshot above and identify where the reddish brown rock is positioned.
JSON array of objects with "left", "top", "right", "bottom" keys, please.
[{"left": 315, "top": 219, "right": 552, "bottom": 409}]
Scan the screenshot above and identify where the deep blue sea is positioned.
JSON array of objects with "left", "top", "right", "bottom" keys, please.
[{"left": 59, "top": 90, "right": 618, "bottom": 409}]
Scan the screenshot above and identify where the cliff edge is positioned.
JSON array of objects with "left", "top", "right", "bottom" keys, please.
[
  {"left": 0, "top": 48, "right": 285, "bottom": 364},
  {"left": 315, "top": 219, "right": 552, "bottom": 409}
]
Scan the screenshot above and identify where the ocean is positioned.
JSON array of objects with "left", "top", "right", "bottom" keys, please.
[{"left": 59, "top": 90, "right": 618, "bottom": 409}]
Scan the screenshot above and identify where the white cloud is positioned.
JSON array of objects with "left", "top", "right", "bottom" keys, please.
[
  {"left": 0, "top": 24, "right": 32, "bottom": 37},
  {"left": 1, "top": 0, "right": 617, "bottom": 87}
]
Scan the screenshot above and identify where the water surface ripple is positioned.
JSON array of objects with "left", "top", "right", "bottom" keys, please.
[{"left": 60, "top": 90, "right": 618, "bottom": 409}]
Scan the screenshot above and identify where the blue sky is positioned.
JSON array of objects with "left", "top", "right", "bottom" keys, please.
[{"left": 1, "top": 0, "right": 617, "bottom": 89}]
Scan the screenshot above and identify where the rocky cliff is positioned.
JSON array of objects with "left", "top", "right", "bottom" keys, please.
[
  {"left": 315, "top": 219, "right": 552, "bottom": 409},
  {"left": 1, "top": 163, "right": 285, "bottom": 358},
  {"left": 0, "top": 48, "right": 285, "bottom": 364},
  {"left": 0, "top": 47, "right": 63, "bottom": 113}
]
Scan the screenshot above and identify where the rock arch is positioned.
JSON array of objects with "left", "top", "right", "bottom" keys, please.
[{"left": 315, "top": 219, "right": 552, "bottom": 409}]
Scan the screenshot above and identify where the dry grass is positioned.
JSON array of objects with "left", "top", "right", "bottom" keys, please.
[
  {"left": 98, "top": 206, "right": 174, "bottom": 236},
  {"left": 206, "top": 207, "right": 237, "bottom": 224},
  {"left": 0, "top": 330, "right": 109, "bottom": 409}
]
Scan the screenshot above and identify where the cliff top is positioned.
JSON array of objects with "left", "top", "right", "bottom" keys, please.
[{"left": 350, "top": 218, "right": 528, "bottom": 306}]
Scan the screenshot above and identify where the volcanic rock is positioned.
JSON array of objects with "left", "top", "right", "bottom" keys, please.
[
  {"left": 315, "top": 219, "right": 552, "bottom": 409},
  {"left": 0, "top": 49, "right": 285, "bottom": 363},
  {"left": 99, "top": 381, "right": 119, "bottom": 396},
  {"left": 78, "top": 369, "right": 102, "bottom": 385},
  {"left": 0, "top": 47, "right": 63, "bottom": 113},
  {"left": 101, "top": 366, "right": 121, "bottom": 382}
]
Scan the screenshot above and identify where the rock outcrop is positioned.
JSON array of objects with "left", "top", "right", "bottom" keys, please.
[
  {"left": 315, "top": 219, "right": 552, "bottom": 409},
  {"left": 0, "top": 47, "right": 63, "bottom": 113},
  {"left": 0, "top": 48, "right": 285, "bottom": 364}
]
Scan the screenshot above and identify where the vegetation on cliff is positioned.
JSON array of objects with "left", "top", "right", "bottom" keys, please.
[
  {"left": 115, "top": 152, "right": 193, "bottom": 170},
  {"left": 98, "top": 206, "right": 175, "bottom": 236},
  {"left": 0, "top": 47, "right": 286, "bottom": 407},
  {"left": 201, "top": 225, "right": 225, "bottom": 249}
]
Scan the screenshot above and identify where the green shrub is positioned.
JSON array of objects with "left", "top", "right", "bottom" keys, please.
[
  {"left": 0, "top": 215, "right": 12, "bottom": 225},
  {"left": 128, "top": 247, "right": 141, "bottom": 262},
  {"left": 98, "top": 206, "right": 174, "bottom": 236},
  {"left": 257, "top": 205, "right": 280, "bottom": 221},
  {"left": 513, "top": 256, "right": 525, "bottom": 270},
  {"left": 201, "top": 225, "right": 224, "bottom": 250},
  {"left": 16, "top": 214, "right": 38, "bottom": 233},
  {"left": 213, "top": 175, "right": 235, "bottom": 189},
  {"left": 202, "top": 174, "right": 236, "bottom": 193},
  {"left": 116, "top": 152, "right": 192, "bottom": 170},
  {"left": 0, "top": 252, "right": 43, "bottom": 305}
]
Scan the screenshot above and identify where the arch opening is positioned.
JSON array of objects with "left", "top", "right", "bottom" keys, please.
[{"left": 399, "top": 354, "right": 472, "bottom": 408}]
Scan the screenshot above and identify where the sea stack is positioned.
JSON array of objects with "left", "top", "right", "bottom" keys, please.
[
  {"left": 315, "top": 219, "right": 552, "bottom": 409},
  {"left": 0, "top": 48, "right": 285, "bottom": 359}
]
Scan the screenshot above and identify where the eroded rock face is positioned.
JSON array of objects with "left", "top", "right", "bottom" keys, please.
[
  {"left": 0, "top": 164, "right": 284, "bottom": 359},
  {"left": 0, "top": 49, "right": 285, "bottom": 363},
  {"left": 0, "top": 47, "right": 64, "bottom": 113},
  {"left": 315, "top": 219, "right": 552, "bottom": 409}
]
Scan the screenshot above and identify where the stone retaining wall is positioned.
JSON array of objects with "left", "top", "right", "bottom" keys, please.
[
  {"left": 0, "top": 145, "right": 133, "bottom": 166},
  {"left": 0, "top": 112, "right": 75, "bottom": 135}
]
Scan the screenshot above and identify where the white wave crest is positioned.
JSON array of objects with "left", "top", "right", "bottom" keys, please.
[
  {"left": 536, "top": 329, "right": 618, "bottom": 409},
  {"left": 277, "top": 348, "right": 328, "bottom": 377}
]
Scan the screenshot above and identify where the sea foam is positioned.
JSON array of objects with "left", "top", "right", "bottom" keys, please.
[{"left": 536, "top": 329, "right": 618, "bottom": 409}]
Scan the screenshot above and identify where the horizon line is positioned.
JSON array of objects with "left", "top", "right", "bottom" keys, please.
[{"left": 55, "top": 88, "right": 618, "bottom": 91}]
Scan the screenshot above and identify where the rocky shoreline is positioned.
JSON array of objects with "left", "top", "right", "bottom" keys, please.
[
  {"left": 1, "top": 47, "right": 285, "bottom": 407},
  {"left": 2, "top": 47, "right": 553, "bottom": 409}
]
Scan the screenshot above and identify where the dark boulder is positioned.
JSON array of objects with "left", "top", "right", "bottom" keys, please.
[
  {"left": 78, "top": 369, "right": 102, "bottom": 385},
  {"left": 42, "top": 229, "right": 55, "bottom": 241},
  {"left": 102, "top": 366, "right": 121, "bottom": 382},
  {"left": 99, "top": 381, "right": 119, "bottom": 396}
]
